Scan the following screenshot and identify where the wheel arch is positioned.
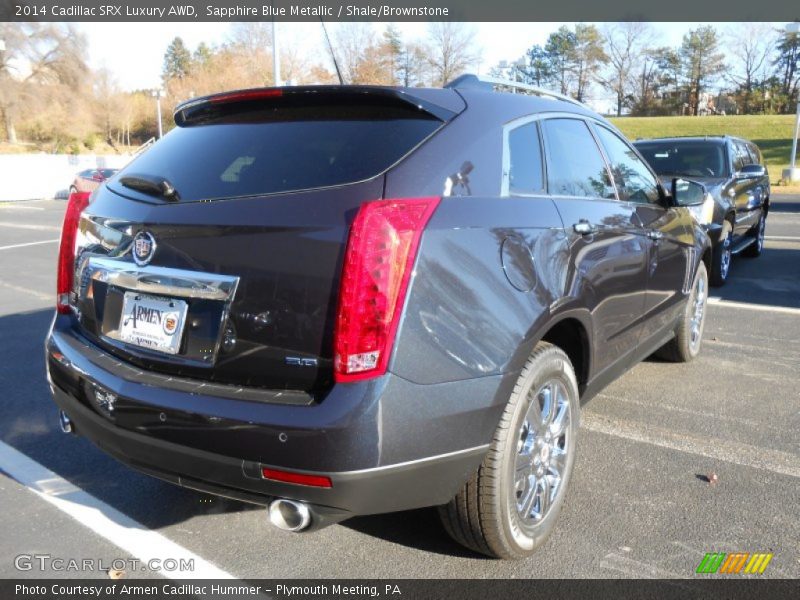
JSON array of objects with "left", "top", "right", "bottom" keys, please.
[{"left": 529, "top": 310, "right": 593, "bottom": 396}]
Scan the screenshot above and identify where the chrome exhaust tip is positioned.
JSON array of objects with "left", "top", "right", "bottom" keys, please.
[
  {"left": 59, "top": 410, "right": 73, "bottom": 434},
  {"left": 268, "top": 499, "right": 311, "bottom": 532}
]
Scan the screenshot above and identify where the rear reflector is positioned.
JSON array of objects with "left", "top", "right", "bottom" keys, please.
[
  {"left": 333, "top": 197, "right": 440, "bottom": 383},
  {"left": 261, "top": 468, "right": 333, "bottom": 489},
  {"left": 56, "top": 192, "right": 91, "bottom": 314}
]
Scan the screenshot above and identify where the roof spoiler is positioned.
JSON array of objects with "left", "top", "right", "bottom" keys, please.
[{"left": 173, "top": 85, "right": 464, "bottom": 127}]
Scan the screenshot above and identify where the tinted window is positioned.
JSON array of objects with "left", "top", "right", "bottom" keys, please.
[
  {"left": 635, "top": 142, "right": 728, "bottom": 178},
  {"left": 98, "top": 169, "right": 118, "bottom": 179},
  {"left": 507, "top": 121, "right": 544, "bottom": 194},
  {"left": 594, "top": 126, "right": 660, "bottom": 204},
  {"left": 541, "top": 118, "right": 613, "bottom": 198},
  {"left": 733, "top": 141, "right": 752, "bottom": 170},
  {"left": 747, "top": 143, "right": 761, "bottom": 165},
  {"left": 111, "top": 102, "right": 441, "bottom": 202}
]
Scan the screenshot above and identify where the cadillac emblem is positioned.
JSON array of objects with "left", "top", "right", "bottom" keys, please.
[{"left": 132, "top": 231, "right": 156, "bottom": 266}]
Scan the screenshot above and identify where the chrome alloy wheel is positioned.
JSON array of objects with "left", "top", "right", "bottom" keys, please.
[
  {"left": 720, "top": 231, "right": 732, "bottom": 280},
  {"left": 514, "top": 379, "right": 571, "bottom": 526},
  {"left": 689, "top": 275, "right": 707, "bottom": 351},
  {"left": 756, "top": 216, "right": 765, "bottom": 253}
]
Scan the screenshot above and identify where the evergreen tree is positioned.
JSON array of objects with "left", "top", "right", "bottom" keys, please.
[{"left": 162, "top": 37, "right": 192, "bottom": 82}]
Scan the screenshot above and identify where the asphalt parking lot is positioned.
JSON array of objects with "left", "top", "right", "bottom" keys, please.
[{"left": 0, "top": 196, "right": 798, "bottom": 580}]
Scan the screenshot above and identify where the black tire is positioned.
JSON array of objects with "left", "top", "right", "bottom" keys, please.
[
  {"left": 709, "top": 220, "right": 733, "bottom": 287},
  {"left": 655, "top": 261, "right": 708, "bottom": 362},
  {"left": 742, "top": 213, "right": 765, "bottom": 258},
  {"left": 438, "top": 342, "right": 580, "bottom": 558}
]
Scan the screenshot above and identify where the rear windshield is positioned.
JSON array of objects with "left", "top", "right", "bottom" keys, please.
[
  {"left": 110, "top": 102, "right": 441, "bottom": 202},
  {"left": 635, "top": 142, "right": 728, "bottom": 178}
]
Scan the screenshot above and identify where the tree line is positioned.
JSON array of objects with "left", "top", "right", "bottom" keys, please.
[
  {"left": 503, "top": 23, "right": 799, "bottom": 117},
  {"left": 1, "top": 22, "right": 798, "bottom": 154}
]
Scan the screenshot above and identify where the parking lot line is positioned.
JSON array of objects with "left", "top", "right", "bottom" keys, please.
[
  {"left": 707, "top": 298, "right": 800, "bottom": 315},
  {"left": 581, "top": 413, "right": 800, "bottom": 479},
  {"left": 0, "top": 223, "right": 62, "bottom": 232},
  {"left": 0, "top": 239, "right": 59, "bottom": 251},
  {"left": 0, "top": 440, "right": 236, "bottom": 579},
  {"left": 0, "top": 204, "right": 45, "bottom": 211},
  {"left": 0, "top": 279, "right": 51, "bottom": 302}
]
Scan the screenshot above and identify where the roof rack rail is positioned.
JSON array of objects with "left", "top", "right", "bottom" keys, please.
[{"left": 445, "top": 74, "right": 585, "bottom": 108}]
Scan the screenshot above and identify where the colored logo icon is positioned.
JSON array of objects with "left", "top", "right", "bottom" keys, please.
[{"left": 696, "top": 552, "right": 773, "bottom": 574}]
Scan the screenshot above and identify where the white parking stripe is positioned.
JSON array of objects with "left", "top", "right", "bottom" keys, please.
[
  {"left": 0, "top": 279, "right": 51, "bottom": 302},
  {"left": 0, "top": 440, "right": 236, "bottom": 579},
  {"left": 582, "top": 413, "right": 800, "bottom": 479},
  {"left": 707, "top": 298, "right": 800, "bottom": 315},
  {"left": 0, "top": 239, "right": 59, "bottom": 251},
  {"left": 765, "top": 235, "right": 800, "bottom": 241},
  {"left": 0, "top": 205, "right": 45, "bottom": 210},
  {"left": 0, "top": 223, "right": 62, "bottom": 232}
]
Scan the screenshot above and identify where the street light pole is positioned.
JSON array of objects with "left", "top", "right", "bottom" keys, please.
[
  {"left": 789, "top": 102, "right": 799, "bottom": 170},
  {"left": 271, "top": 21, "right": 281, "bottom": 87},
  {"left": 153, "top": 89, "right": 163, "bottom": 139},
  {"left": 783, "top": 23, "right": 800, "bottom": 183}
]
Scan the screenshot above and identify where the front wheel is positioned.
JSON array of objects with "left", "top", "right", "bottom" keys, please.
[
  {"left": 709, "top": 221, "right": 732, "bottom": 287},
  {"left": 742, "top": 213, "right": 766, "bottom": 258},
  {"left": 655, "top": 261, "right": 708, "bottom": 362},
  {"left": 439, "top": 342, "right": 580, "bottom": 558}
]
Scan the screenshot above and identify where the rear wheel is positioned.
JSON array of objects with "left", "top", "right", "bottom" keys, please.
[
  {"left": 439, "top": 342, "right": 580, "bottom": 558},
  {"left": 709, "top": 221, "right": 732, "bottom": 287},
  {"left": 742, "top": 213, "right": 765, "bottom": 258},
  {"left": 655, "top": 261, "right": 708, "bottom": 362},
  {"left": 68, "top": 186, "right": 77, "bottom": 195}
]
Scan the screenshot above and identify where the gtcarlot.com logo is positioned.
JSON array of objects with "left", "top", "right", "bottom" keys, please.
[
  {"left": 14, "top": 554, "right": 195, "bottom": 573},
  {"left": 696, "top": 552, "right": 773, "bottom": 574}
]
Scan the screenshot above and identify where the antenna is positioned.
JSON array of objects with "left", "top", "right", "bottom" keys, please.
[{"left": 320, "top": 20, "right": 344, "bottom": 85}]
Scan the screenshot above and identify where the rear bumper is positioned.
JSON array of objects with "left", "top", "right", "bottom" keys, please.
[{"left": 46, "top": 316, "right": 506, "bottom": 524}]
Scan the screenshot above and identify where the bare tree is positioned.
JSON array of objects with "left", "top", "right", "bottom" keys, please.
[
  {"left": 332, "top": 23, "right": 392, "bottom": 85},
  {"left": 724, "top": 24, "right": 775, "bottom": 113},
  {"left": 426, "top": 23, "right": 480, "bottom": 87},
  {"left": 599, "top": 23, "right": 651, "bottom": 116}
]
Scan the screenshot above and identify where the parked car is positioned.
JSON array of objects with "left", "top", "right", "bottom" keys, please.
[
  {"left": 47, "top": 76, "right": 711, "bottom": 559},
  {"left": 69, "top": 168, "right": 119, "bottom": 194},
  {"left": 633, "top": 136, "right": 769, "bottom": 286}
]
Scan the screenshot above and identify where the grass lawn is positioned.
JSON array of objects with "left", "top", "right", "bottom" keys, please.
[{"left": 610, "top": 114, "right": 799, "bottom": 184}]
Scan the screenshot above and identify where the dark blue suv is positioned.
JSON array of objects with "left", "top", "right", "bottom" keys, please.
[{"left": 47, "top": 75, "right": 711, "bottom": 558}]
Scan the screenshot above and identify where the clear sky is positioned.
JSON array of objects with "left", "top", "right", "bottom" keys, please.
[{"left": 78, "top": 21, "right": 781, "bottom": 112}]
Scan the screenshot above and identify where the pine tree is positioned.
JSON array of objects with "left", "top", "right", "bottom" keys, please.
[{"left": 162, "top": 37, "right": 192, "bottom": 82}]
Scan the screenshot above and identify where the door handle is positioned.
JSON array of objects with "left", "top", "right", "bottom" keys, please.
[
  {"left": 573, "top": 220, "right": 596, "bottom": 235},
  {"left": 647, "top": 230, "right": 664, "bottom": 241}
]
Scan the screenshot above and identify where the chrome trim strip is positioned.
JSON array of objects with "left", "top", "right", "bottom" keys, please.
[
  {"left": 262, "top": 444, "right": 491, "bottom": 479},
  {"left": 86, "top": 256, "right": 239, "bottom": 301}
]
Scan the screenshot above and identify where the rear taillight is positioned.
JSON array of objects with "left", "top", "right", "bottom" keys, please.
[
  {"left": 333, "top": 197, "right": 440, "bottom": 383},
  {"left": 56, "top": 191, "right": 91, "bottom": 314}
]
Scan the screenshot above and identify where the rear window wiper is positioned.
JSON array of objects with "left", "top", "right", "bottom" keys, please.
[{"left": 118, "top": 173, "right": 180, "bottom": 201}]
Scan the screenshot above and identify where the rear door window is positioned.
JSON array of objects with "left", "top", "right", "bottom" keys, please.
[
  {"left": 540, "top": 118, "right": 614, "bottom": 199},
  {"left": 593, "top": 125, "right": 660, "bottom": 204},
  {"left": 506, "top": 121, "right": 544, "bottom": 195},
  {"left": 733, "top": 141, "right": 751, "bottom": 171},
  {"left": 110, "top": 100, "right": 442, "bottom": 202}
]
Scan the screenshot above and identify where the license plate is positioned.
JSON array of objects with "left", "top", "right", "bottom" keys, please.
[{"left": 118, "top": 292, "right": 188, "bottom": 355}]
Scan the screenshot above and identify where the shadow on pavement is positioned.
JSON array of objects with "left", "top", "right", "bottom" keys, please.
[{"left": 0, "top": 308, "right": 257, "bottom": 531}]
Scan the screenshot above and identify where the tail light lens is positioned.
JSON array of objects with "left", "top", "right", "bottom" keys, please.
[
  {"left": 56, "top": 191, "right": 91, "bottom": 314},
  {"left": 333, "top": 197, "right": 440, "bottom": 383}
]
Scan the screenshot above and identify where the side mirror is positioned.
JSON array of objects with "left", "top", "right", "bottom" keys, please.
[
  {"left": 671, "top": 178, "right": 706, "bottom": 207},
  {"left": 736, "top": 164, "right": 766, "bottom": 179}
]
